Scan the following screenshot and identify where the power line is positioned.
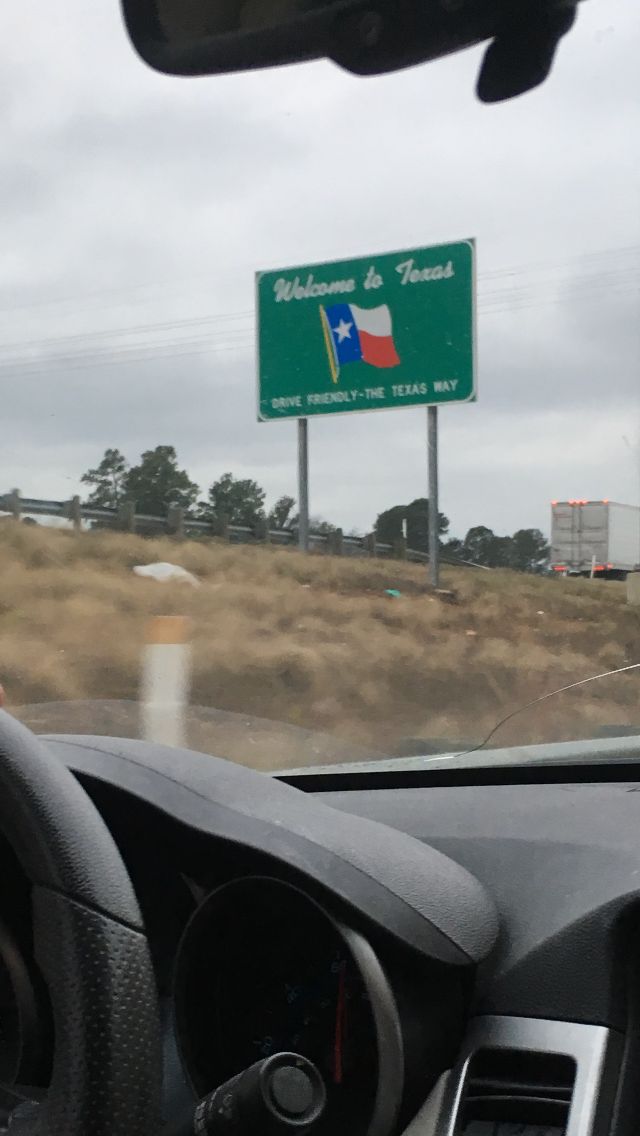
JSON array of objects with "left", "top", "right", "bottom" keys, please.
[
  {"left": 0, "top": 318, "right": 254, "bottom": 359},
  {"left": 1, "top": 242, "right": 637, "bottom": 322},
  {"left": 2, "top": 269, "right": 637, "bottom": 364},
  {"left": 481, "top": 277, "right": 640, "bottom": 315},
  {"left": 0, "top": 310, "right": 255, "bottom": 351},
  {"left": 477, "top": 242, "right": 640, "bottom": 282},
  {"left": 0, "top": 252, "right": 637, "bottom": 380},
  {"left": 0, "top": 340, "right": 255, "bottom": 380},
  {"left": 479, "top": 263, "right": 640, "bottom": 302},
  {"left": 1, "top": 287, "right": 637, "bottom": 380}
]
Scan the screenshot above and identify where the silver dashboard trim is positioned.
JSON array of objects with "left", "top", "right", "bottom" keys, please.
[{"left": 437, "top": 1015, "right": 621, "bottom": 1135}]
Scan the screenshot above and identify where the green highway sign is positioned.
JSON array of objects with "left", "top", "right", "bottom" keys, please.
[{"left": 256, "top": 240, "right": 476, "bottom": 421}]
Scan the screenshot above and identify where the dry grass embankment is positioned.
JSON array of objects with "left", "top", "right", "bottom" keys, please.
[{"left": 1, "top": 521, "right": 640, "bottom": 768}]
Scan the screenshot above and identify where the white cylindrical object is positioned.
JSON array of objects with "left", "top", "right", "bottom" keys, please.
[{"left": 140, "top": 616, "right": 190, "bottom": 748}]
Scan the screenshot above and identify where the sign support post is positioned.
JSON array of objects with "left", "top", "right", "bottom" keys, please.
[
  {"left": 427, "top": 406, "right": 440, "bottom": 589},
  {"left": 297, "top": 417, "right": 309, "bottom": 552}
]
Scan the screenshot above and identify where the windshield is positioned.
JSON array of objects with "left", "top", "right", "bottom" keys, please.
[{"left": 1, "top": 1, "right": 639, "bottom": 773}]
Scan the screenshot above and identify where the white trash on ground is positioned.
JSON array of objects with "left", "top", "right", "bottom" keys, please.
[{"left": 132, "top": 562, "right": 200, "bottom": 587}]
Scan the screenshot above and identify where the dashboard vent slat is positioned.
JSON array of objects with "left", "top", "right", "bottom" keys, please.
[{"left": 459, "top": 1047, "right": 576, "bottom": 1134}]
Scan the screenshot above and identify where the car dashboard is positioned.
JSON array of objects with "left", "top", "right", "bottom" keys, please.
[{"left": 2, "top": 733, "right": 640, "bottom": 1136}]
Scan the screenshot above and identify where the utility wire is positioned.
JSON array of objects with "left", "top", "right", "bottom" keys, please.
[
  {"left": 1, "top": 251, "right": 637, "bottom": 379},
  {"left": 0, "top": 242, "right": 637, "bottom": 319}
]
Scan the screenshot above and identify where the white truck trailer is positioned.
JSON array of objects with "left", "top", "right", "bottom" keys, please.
[{"left": 550, "top": 500, "right": 640, "bottom": 579}]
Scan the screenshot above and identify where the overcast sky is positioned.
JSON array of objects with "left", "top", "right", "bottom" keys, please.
[{"left": 1, "top": 0, "right": 639, "bottom": 538}]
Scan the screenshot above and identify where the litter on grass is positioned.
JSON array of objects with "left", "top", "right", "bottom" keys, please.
[{"left": 132, "top": 562, "right": 200, "bottom": 588}]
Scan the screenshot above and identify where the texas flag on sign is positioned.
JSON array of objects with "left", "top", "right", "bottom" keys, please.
[{"left": 321, "top": 302, "right": 400, "bottom": 383}]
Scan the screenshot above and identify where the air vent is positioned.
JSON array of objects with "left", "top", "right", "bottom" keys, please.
[{"left": 459, "top": 1047, "right": 576, "bottom": 1135}]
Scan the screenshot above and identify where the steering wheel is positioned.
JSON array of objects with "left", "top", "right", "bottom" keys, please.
[{"left": 0, "top": 710, "right": 162, "bottom": 1135}]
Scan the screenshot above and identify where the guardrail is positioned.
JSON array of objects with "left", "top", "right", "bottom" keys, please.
[{"left": 0, "top": 489, "right": 490, "bottom": 570}]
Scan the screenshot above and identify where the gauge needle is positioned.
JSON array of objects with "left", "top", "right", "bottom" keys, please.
[{"left": 333, "top": 962, "right": 347, "bottom": 1085}]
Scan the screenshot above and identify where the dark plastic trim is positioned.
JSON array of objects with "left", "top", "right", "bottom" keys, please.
[
  {"left": 120, "top": 0, "right": 337, "bottom": 77},
  {"left": 277, "top": 761, "right": 640, "bottom": 793},
  {"left": 42, "top": 734, "right": 499, "bottom": 968},
  {"left": 120, "top": 0, "right": 499, "bottom": 80}
]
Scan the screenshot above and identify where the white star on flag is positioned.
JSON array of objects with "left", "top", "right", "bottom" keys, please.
[{"left": 333, "top": 319, "right": 353, "bottom": 343}]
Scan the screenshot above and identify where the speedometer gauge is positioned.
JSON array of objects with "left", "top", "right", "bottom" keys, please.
[{"left": 174, "top": 877, "right": 404, "bottom": 1136}]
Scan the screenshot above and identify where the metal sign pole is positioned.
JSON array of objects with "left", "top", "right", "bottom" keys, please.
[
  {"left": 427, "top": 406, "right": 440, "bottom": 589},
  {"left": 297, "top": 417, "right": 309, "bottom": 552}
]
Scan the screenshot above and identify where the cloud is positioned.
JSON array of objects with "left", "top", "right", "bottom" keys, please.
[{"left": 1, "top": 0, "right": 639, "bottom": 543}]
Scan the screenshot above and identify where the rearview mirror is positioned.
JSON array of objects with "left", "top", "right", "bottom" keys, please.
[{"left": 121, "top": 0, "right": 581, "bottom": 102}]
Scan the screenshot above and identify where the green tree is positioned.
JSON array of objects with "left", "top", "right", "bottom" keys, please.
[
  {"left": 309, "top": 517, "right": 338, "bottom": 535},
  {"left": 405, "top": 497, "right": 449, "bottom": 552},
  {"left": 461, "top": 525, "right": 500, "bottom": 566},
  {"left": 488, "top": 535, "right": 514, "bottom": 568},
  {"left": 204, "top": 472, "right": 266, "bottom": 528},
  {"left": 285, "top": 511, "right": 337, "bottom": 535},
  {"left": 374, "top": 504, "right": 406, "bottom": 547},
  {"left": 268, "top": 495, "right": 296, "bottom": 530},
  {"left": 124, "top": 446, "right": 199, "bottom": 515},
  {"left": 441, "top": 536, "right": 465, "bottom": 561},
  {"left": 375, "top": 499, "right": 449, "bottom": 551},
  {"left": 507, "top": 528, "right": 550, "bottom": 573},
  {"left": 461, "top": 526, "right": 549, "bottom": 572},
  {"left": 81, "top": 448, "right": 128, "bottom": 509}
]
